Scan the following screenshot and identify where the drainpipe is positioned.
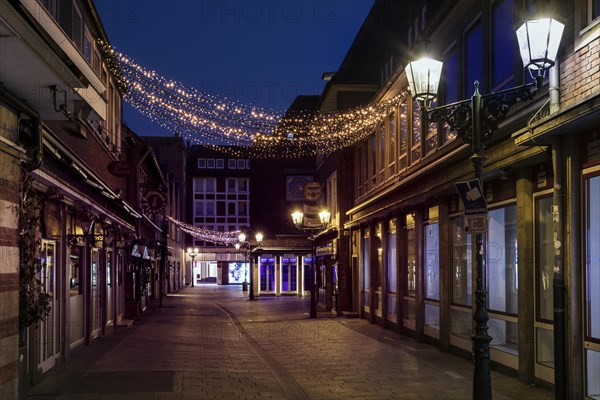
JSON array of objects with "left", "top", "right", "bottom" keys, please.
[
  {"left": 549, "top": 59, "right": 567, "bottom": 400},
  {"left": 0, "top": 82, "right": 43, "bottom": 170}
]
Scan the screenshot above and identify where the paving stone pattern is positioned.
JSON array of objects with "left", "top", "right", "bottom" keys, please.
[{"left": 25, "top": 285, "right": 552, "bottom": 400}]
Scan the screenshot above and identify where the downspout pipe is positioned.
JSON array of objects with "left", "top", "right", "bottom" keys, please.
[
  {"left": 0, "top": 82, "right": 43, "bottom": 170},
  {"left": 549, "top": 59, "right": 567, "bottom": 400}
]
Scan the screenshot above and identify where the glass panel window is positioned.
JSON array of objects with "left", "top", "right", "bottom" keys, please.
[
  {"left": 586, "top": 349, "right": 600, "bottom": 399},
  {"left": 362, "top": 234, "right": 370, "bottom": 290},
  {"left": 585, "top": 174, "right": 600, "bottom": 341},
  {"left": 375, "top": 224, "right": 383, "bottom": 289},
  {"left": 465, "top": 20, "right": 482, "bottom": 98},
  {"left": 424, "top": 223, "right": 439, "bottom": 300},
  {"left": 216, "top": 159, "right": 224, "bottom": 169},
  {"left": 228, "top": 159, "right": 236, "bottom": 169},
  {"left": 198, "top": 158, "right": 206, "bottom": 169},
  {"left": 491, "top": 0, "right": 515, "bottom": 90},
  {"left": 205, "top": 178, "right": 215, "bottom": 193},
  {"left": 536, "top": 196, "right": 554, "bottom": 322},
  {"left": 443, "top": 49, "right": 459, "bottom": 142},
  {"left": 389, "top": 113, "right": 396, "bottom": 176},
  {"left": 239, "top": 179, "right": 249, "bottom": 193},
  {"left": 487, "top": 205, "right": 518, "bottom": 315},
  {"left": 194, "top": 201, "right": 204, "bottom": 216},
  {"left": 387, "top": 227, "right": 397, "bottom": 293},
  {"left": 238, "top": 201, "right": 248, "bottom": 216},
  {"left": 406, "top": 220, "right": 416, "bottom": 297},
  {"left": 238, "top": 159, "right": 245, "bottom": 169},
  {"left": 205, "top": 201, "right": 215, "bottom": 216},
  {"left": 227, "top": 178, "right": 236, "bottom": 193},
  {"left": 207, "top": 159, "right": 215, "bottom": 169},
  {"left": 452, "top": 217, "right": 472, "bottom": 306},
  {"left": 379, "top": 124, "right": 386, "bottom": 182},
  {"left": 227, "top": 202, "right": 236, "bottom": 216}
]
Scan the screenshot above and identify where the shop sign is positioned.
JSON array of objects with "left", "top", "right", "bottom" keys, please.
[
  {"left": 141, "top": 189, "right": 167, "bottom": 214},
  {"left": 303, "top": 181, "right": 322, "bottom": 201},
  {"left": 464, "top": 215, "right": 487, "bottom": 233},
  {"left": 107, "top": 160, "right": 132, "bottom": 176}
]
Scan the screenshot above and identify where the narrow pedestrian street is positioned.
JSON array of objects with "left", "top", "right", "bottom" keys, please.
[{"left": 25, "top": 285, "right": 552, "bottom": 400}]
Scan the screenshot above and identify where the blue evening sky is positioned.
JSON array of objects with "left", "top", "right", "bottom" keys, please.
[{"left": 98, "top": 0, "right": 375, "bottom": 136}]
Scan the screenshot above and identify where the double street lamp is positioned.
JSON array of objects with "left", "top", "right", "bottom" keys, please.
[
  {"left": 291, "top": 209, "right": 331, "bottom": 318},
  {"left": 405, "top": 18, "right": 564, "bottom": 400},
  {"left": 186, "top": 247, "right": 199, "bottom": 287},
  {"left": 236, "top": 232, "right": 263, "bottom": 300}
]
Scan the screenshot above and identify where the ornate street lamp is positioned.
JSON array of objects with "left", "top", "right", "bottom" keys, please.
[
  {"left": 291, "top": 209, "right": 331, "bottom": 318},
  {"left": 236, "top": 232, "right": 263, "bottom": 300},
  {"left": 406, "top": 18, "right": 564, "bottom": 400},
  {"left": 186, "top": 247, "right": 199, "bottom": 288}
]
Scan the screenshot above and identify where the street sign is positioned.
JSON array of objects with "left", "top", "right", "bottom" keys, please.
[{"left": 455, "top": 179, "right": 487, "bottom": 215}]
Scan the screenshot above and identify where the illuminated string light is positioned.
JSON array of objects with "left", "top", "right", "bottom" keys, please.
[
  {"left": 99, "top": 41, "right": 407, "bottom": 158},
  {"left": 167, "top": 216, "right": 240, "bottom": 245}
]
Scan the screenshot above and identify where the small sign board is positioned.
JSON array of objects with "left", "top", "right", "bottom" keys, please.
[
  {"left": 464, "top": 214, "right": 487, "bottom": 233},
  {"left": 455, "top": 179, "right": 487, "bottom": 215},
  {"left": 141, "top": 189, "right": 167, "bottom": 214}
]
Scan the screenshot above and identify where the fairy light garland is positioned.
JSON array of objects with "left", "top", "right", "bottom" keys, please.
[
  {"left": 167, "top": 216, "right": 240, "bottom": 245},
  {"left": 99, "top": 41, "right": 407, "bottom": 158}
]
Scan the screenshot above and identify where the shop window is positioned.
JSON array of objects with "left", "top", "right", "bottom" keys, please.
[
  {"left": 584, "top": 173, "right": 600, "bottom": 399},
  {"left": 405, "top": 217, "right": 417, "bottom": 297},
  {"left": 387, "top": 226, "right": 397, "bottom": 293},
  {"left": 451, "top": 217, "right": 472, "bottom": 306},
  {"left": 536, "top": 195, "right": 554, "bottom": 322},
  {"left": 388, "top": 113, "right": 396, "bottom": 176},
  {"left": 362, "top": 232, "right": 370, "bottom": 307},
  {"left": 487, "top": 205, "right": 518, "bottom": 314},
  {"left": 424, "top": 223, "right": 439, "bottom": 300}
]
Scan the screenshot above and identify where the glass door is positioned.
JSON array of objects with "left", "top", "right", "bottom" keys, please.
[
  {"left": 39, "top": 240, "right": 59, "bottom": 372},
  {"left": 91, "top": 249, "right": 100, "bottom": 338},
  {"left": 403, "top": 214, "right": 417, "bottom": 331},
  {"left": 259, "top": 257, "right": 275, "bottom": 293},
  {"left": 281, "top": 258, "right": 298, "bottom": 293},
  {"left": 424, "top": 221, "right": 440, "bottom": 339}
]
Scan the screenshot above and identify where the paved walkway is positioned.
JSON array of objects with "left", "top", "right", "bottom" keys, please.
[{"left": 25, "top": 285, "right": 552, "bottom": 399}]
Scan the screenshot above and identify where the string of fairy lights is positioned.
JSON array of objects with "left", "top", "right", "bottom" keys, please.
[
  {"left": 166, "top": 217, "right": 240, "bottom": 245},
  {"left": 98, "top": 41, "right": 407, "bottom": 158}
]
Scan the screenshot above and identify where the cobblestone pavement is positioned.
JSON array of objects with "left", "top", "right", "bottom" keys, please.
[{"left": 25, "top": 285, "right": 552, "bottom": 399}]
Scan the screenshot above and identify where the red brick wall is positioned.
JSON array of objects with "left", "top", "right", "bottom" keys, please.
[{"left": 560, "top": 36, "right": 600, "bottom": 108}]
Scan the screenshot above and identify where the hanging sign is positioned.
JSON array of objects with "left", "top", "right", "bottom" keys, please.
[
  {"left": 303, "top": 181, "right": 322, "bottom": 202},
  {"left": 141, "top": 189, "right": 167, "bottom": 214}
]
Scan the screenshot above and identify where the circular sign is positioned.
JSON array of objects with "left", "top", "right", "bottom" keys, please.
[
  {"left": 303, "top": 181, "right": 322, "bottom": 201},
  {"left": 141, "top": 189, "right": 167, "bottom": 214}
]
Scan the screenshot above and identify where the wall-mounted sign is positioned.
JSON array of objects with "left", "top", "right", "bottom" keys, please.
[
  {"left": 141, "top": 189, "right": 167, "bottom": 214},
  {"left": 303, "top": 181, "right": 322, "bottom": 201},
  {"left": 107, "top": 160, "right": 132, "bottom": 176}
]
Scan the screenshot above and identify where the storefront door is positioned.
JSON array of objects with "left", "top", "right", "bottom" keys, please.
[
  {"left": 259, "top": 257, "right": 275, "bottom": 293},
  {"left": 39, "top": 240, "right": 59, "bottom": 372},
  {"left": 281, "top": 258, "right": 298, "bottom": 293}
]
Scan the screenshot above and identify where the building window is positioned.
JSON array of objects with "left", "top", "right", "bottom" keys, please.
[
  {"left": 83, "top": 28, "right": 93, "bottom": 63},
  {"left": 536, "top": 195, "right": 554, "bottom": 322},
  {"left": 239, "top": 178, "right": 248, "bottom": 193},
  {"left": 228, "top": 159, "right": 236, "bottom": 169},
  {"left": 237, "top": 159, "right": 245, "bottom": 169},
  {"left": 487, "top": 204, "right": 518, "bottom": 354},
  {"left": 198, "top": 158, "right": 206, "bottom": 169},
  {"left": 227, "top": 178, "right": 236, "bottom": 193},
  {"left": 451, "top": 217, "right": 472, "bottom": 306},
  {"left": 205, "top": 201, "right": 215, "bottom": 216},
  {"left": 238, "top": 201, "right": 248, "bottom": 216},
  {"left": 535, "top": 194, "right": 554, "bottom": 368},
  {"left": 584, "top": 172, "right": 600, "bottom": 398},
  {"left": 487, "top": 205, "right": 518, "bottom": 314},
  {"left": 491, "top": 0, "right": 515, "bottom": 90},
  {"left": 194, "top": 201, "right": 204, "bottom": 216},
  {"left": 464, "top": 19, "right": 482, "bottom": 97},
  {"left": 216, "top": 159, "right": 224, "bottom": 169},
  {"left": 362, "top": 232, "right": 370, "bottom": 307},
  {"left": 387, "top": 221, "right": 397, "bottom": 293},
  {"left": 227, "top": 202, "right": 236, "bottom": 216},
  {"left": 207, "top": 158, "right": 215, "bottom": 169},
  {"left": 246, "top": 159, "right": 251, "bottom": 169},
  {"left": 379, "top": 124, "right": 386, "bottom": 182},
  {"left": 388, "top": 113, "right": 396, "bottom": 176}
]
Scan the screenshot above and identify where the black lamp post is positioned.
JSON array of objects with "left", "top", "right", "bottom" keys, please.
[
  {"left": 291, "top": 209, "right": 331, "bottom": 319},
  {"left": 406, "top": 18, "right": 564, "bottom": 400},
  {"left": 186, "top": 247, "right": 199, "bottom": 287},
  {"left": 236, "top": 232, "right": 263, "bottom": 300}
]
